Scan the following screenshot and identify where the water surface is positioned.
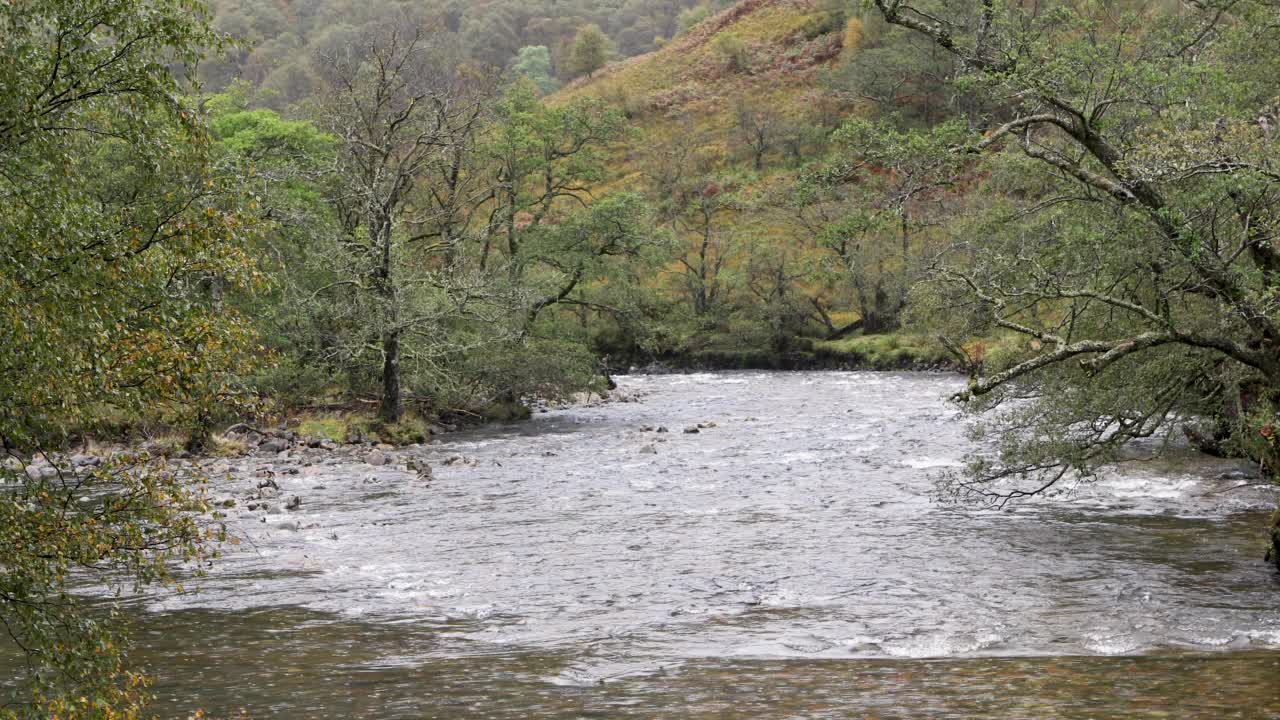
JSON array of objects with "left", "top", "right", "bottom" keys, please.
[{"left": 30, "top": 373, "right": 1280, "bottom": 717}]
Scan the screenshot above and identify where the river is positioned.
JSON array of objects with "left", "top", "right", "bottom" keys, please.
[{"left": 57, "top": 373, "right": 1280, "bottom": 716}]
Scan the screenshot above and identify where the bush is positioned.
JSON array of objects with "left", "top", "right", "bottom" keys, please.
[
  {"left": 800, "top": 10, "right": 847, "bottom": 40},
  {"left": 712, "top": 33, "right": 750, "bottom": 72}
]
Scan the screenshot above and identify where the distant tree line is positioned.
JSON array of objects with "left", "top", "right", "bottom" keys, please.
[{"left": 201, "top": 0, "right": 738, "bottom": 107}]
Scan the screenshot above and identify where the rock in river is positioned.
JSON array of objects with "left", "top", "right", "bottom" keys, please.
[{"left": 259, "top": 438, "right": 289, "bottom": 454}]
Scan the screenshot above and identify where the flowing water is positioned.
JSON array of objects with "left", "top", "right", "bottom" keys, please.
[{"left": 19, "top": 372, "right": 1280, "bottom": 717}]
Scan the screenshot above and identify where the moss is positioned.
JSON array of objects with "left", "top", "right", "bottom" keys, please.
[
  {"left": 297, "top": 412, "right": 431, "bottom": 446},
  {"left": 376, "top": 416, "right": 432, "bottom": 445}
]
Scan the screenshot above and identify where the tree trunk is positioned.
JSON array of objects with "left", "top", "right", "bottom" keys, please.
[
  {"left": 380, "top": 329, "right": 401, "bottom": 424},
  {"left": 376, "top": 215, "right": 400, "bottom": 425},
  {"left": 826, "top": 318, "right": 865, "bottom": 341}
]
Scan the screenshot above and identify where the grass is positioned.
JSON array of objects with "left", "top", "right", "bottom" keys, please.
[
  {"left": 209, "top": 436, "right": 250, "bottom": 457},
  {"left": 815, "top": 333, "right": 955, "bottom": 369},
  {"left": 296, "top": 412, "right": 432, "bottom": 446},
  {"left": 816, "top": 332, "right": 1037, "bottom": 371}
]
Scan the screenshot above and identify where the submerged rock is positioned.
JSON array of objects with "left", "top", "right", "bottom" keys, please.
[{"left": 1268, "top": 511, "right": 1280, "bottom": 571}]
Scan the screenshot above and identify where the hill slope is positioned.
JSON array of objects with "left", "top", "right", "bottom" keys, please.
[
  {"left": 557, "top": 0, "right": 852, "bottom": 188},
  {"left": 547, "top": 0, "right": 965, "bottom": 370}
]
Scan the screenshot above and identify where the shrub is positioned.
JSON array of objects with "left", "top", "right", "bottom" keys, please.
[{"left": 712, "top": 33, "right": 750, "bottom": 72}]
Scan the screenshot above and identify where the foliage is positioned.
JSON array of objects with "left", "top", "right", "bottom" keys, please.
[
  {"left": 0, "top": 0, "right": 253, "bottom": 715},
  {"left": 860, "top": 0, "right": 1280, "bottom": 505},
  {"left": 712, "top": 32, "right": 750, "bottom": 72},
  {"left": 822, "top": 10, "right": 959, "bottom": 125},
  {"left": 569, "top": 24, "right": 613, "bottom": 79},
  {"left": 513, "top": 45, "right": 560, "bottom": 95},
  {"left": 200, "top": 0, "right": 712, "bottom": 105}
]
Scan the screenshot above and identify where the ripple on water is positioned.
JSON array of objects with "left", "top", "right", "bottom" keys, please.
[{"left": 150, "top": 371, "right": 1279, "bottom": 666}]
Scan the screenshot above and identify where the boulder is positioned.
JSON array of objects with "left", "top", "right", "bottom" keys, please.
[
  {"left": 285, "top": 496, "right": 302, "bottom": 512},
  {"left": 25, "top": 464, "right": 58, "bottom": 481},
  {"left": 683, "top": 426, "right": 700, "bottom": 434},
  {"left": 367, "top": 450, "right": 388, "bottom": 467},
  {"left": 259, "top": 438, "right": 289, "bottom": 454}
]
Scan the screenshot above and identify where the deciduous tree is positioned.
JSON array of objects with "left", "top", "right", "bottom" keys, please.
[
  {"left": 863, "top": 1, "right": 1280, "bottom": 547},
  {"left": 0, "top": 0, "right": 257, "bottom": 715}
]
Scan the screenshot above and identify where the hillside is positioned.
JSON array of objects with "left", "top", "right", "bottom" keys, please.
[
  {"left": 546, "top": 0, "right": 965, "bottom": 369},
  {"left": 557, "top": 0, "right": 850, "bottom": 187},
  {"left": 201, "top": 0, "right": 718, "bottom": 108}
]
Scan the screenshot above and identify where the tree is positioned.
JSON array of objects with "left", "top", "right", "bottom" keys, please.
[
  {"left": 735, "top": 100, "right": 781, "bottom": 171},
  {"left": 822, "top": 11, "right": 959, "bottom": 125},
  {"left": 205, "top": 89, "right": 344, "bottom": 403},
  {"left": 802, "top": 117, "right": 963, "bottom": 334},
  {"left": 678, "top": 3, "right": 715, "bottom": 34},
  {"left": 483, "top": 83, "right": 630, "bottom": 279},
  {"left": 314, "top": 19, "right": 489, "bottom": 423},
  {"left": 864, "top": 1, "right": 1280, "bottom": 558},
  {"left": 569, "top": 23, "right": 611, "bottom": 79},
  {"left": 670, "top": 177, "right": 738, "bottom": 318},
  {"left": 513, "top": 45, "right": 560, "bottom": 95},
  {"left": 475, "top": 83, "right": 663, "bottom": 394},
  {"left": 0, "top": 0, "right": 256, "bottom": 715}
]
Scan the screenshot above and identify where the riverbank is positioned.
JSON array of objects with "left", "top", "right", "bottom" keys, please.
[{"left": 612, "top": 333, "right": 969, "bottom": 374}]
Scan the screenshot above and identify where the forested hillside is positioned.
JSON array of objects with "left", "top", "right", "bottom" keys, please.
[
  {"left": 201, "top": 0, "right": 737, "bottom": 106},
  {"left": 553, "top": 0, "right": 958, "bottom": 366}
]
